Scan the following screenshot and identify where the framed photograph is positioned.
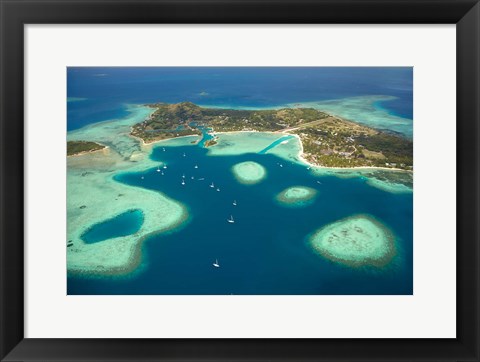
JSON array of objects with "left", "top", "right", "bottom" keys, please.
[{"left": 1, "top": 0, "right": 479, "bottom": 361}]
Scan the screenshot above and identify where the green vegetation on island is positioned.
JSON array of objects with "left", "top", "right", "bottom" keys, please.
[
  {"left": 130, "top": 102, "right": 413, "bottom": 170},
  {"left": 297, "top": 117, "right": 413, "bottom": 169},
  {"left": 131, "top": 102, "right": 329, "bottom": 143},
  {"left": 67, "top": 141, "right": 106, "bottom": 156}
]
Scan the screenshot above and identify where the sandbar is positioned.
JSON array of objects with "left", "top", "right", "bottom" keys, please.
[
  {"left": 231, "top": 161, "right": 267, "bottom": 185},
  {"left": 275, "top": 186, "right": 318, "bottom": 207}
]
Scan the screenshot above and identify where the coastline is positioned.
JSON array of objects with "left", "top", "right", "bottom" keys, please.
[
  {"left": 67, "top": 145, "right": 109, "bottom": 157},
  {"left": 132, "top": 132, "right": 200, "bottom": 147},
  {"left": 287, "top": 95, "right": 413, "bottom": 139},
  {"left": 288, "top": 133, "right": 412, "bottom": 173},
  {"left": 133, "top": 102, "right": 412, "bottom": 173},
  {"left": 133, "top": 126, "right": 411, "bottom": 173}
]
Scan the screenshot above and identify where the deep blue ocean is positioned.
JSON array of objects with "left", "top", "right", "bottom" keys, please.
[
  {"left": 67, "top": 67, "right": 413, "bottom": 130},
  {"left": 81, "top": 209, "right": 144, "bottom": 244},
  {"left": 67, "top": 67, "right": 413, "bottom": 295}
]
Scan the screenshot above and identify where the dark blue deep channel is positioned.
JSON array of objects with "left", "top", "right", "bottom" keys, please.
[
  {"left": 81, "top": 209, "right": 144, "bottom": 244},
  {"left": 67, "top": 144, "right": 413, "bottom": 295}
]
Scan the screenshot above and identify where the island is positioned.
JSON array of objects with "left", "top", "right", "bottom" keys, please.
[
  {"left": 131, "top": 102, "right": 413, "bottom": 170},
  {"left": 67, "top": 140, "right": 106, "bottom": 156}
]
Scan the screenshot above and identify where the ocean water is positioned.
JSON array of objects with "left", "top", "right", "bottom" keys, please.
[
  {"left": 67, "top": 67, "right": 413, "bottom": 131},
  {"left": 67, "top": 143, "right": 413, "bottom": 295}
]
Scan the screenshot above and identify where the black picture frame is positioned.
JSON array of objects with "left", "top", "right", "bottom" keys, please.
[{"left": 1, "top": 1, "right": 479, "bottom": 361}]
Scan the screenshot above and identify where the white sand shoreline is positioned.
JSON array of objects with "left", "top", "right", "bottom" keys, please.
[
  {"left": 67, "top": 145, "right": 109, "bottom": 157},
  {"left": 134, "top": 129, "right": 412, "bottom": 173},
  {"left": 286, "top": 133, "right": 412, "bottom": 173}
]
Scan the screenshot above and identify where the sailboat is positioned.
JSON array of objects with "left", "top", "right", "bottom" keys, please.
[
  {"left": 183, "top": 152, "right": 186, "bottom": 157},
  {"left": 163, "top": 165, "right": 168, "bottom": 169},
  {"left": 181, "top": 179, "right": 185, "bottom": 185},
  {"left": 233, "top": 200, "right": 237, "bottom": 206},
  {"left": 213, "top": 259, "right": 220, "bottom": 268},
  {"left": 227, "top": 215, "right": 235, "bottom": 223},
  {"left": 156, "top": 166, "right": 161, "bottom": 172},
  {"left": 210, "top": 182, "right": 215, "bottom": 188},
  {"left": 162, "top": 147, "right": 166, "bottom": 152}
]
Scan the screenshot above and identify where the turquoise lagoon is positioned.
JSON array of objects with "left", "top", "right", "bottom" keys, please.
[{"left": 68, "top": 135, "right": 413, "bottom": 295}]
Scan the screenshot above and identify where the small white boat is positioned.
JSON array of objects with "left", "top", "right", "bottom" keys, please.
[
  {"left": 191, "top": 176, "right": 195, "bottom": 180},
  {"left": 233, "top": 200, "right": 237, "bottom": 206},
  {"left": 183, "top": 152, "right": 186, "bottom": 157},
  {"left": 161, "top": 171, "right": 164, "bottom": 175},
  {"left": 279, "top": 164, "right": 283, "bottom": 168},
  {"left": 182, "top": 174, "right": 185, "bottom": 178},
  {"left": 280, "top": 140, "right": 289, "bottom": 145},
  {"left": 213, "top": 259, "right": 220, "bottom": 268},
  {"left": 141, "top": 176, "right": 144, "bottom": 180},
  {"left": 316, "top": 181, "right": 322, "bottom": 185},
  {"left": 198, "top": 178, "right": 205, "bottom": 181},
  {"left": 181, "top": 179, "right": 185, "bottom": 185},
  {"left": 194, "top": 165, "right": 199, "bottom": 169},
  {"left": 216, "top": 188, "right": 220, "bottom": 192},
  {"left": 156, "top": 167, "right": 161, "bottom": 172},
  {"left": 227, "top": 215, "right": 235, "bottom": 223},
  {"left": 307, "top": 167, "right": 311, "bottom": 170},
  {"left": 210, "top": 182, "right": 215, "bottom": 188},
  {"left": 162, "top": 148, "right": 166, "bottom": 152},
  {"left": 163, "top": 165, "right": 168, "bottom": 169}
]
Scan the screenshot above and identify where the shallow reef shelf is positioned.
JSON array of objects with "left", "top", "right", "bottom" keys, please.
[{"left": 309, "top": 214, "right": 396, "bottom": 268}]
